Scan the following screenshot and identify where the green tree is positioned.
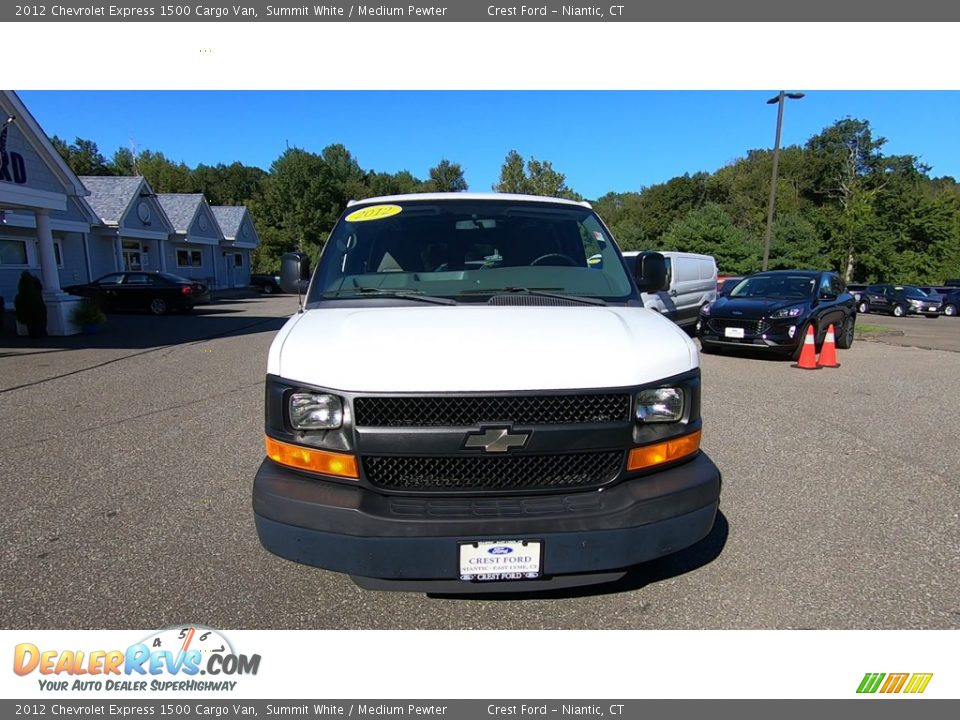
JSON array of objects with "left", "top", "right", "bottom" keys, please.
[
  {"left": 494, "top": 150, "right": 527, "bottom": 193},
  {"left": 51, "top": 136, "right": 110, "bottom": 176},
  {"left": 363, "top": 169, "right": 424, "bottom": 197},
  {"left": 493, "top": 150, "right": 581, "bottom": 200},
  {"left": 769, "top": 213, "right": 822, "bottom": 270},
  {"left": 108, "top": 147, "right": 137, "bottom": 175},
  {"left": 193, "top": 162, "right": 267, "bottom": 206},
  {"left": 661, "top": 204, "right": 760, "bottom": 274},
  {"left": 426, "top": 159, "right": 468, "bottom": 192},
  {"left": 135, "top": 150, "right": 195, "bottom": 193}
]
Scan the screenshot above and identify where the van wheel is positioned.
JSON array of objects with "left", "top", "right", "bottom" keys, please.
[
  {"left": 857, "top": 301, "right": 869, "bottom": 314},
  {"left": 263, "top": 284, "right": 274, "bottom": 294},
  {"left": 892, "top": 305, "right": 905, "bottom": 317},
  {"left": 944, "top": 304, "right": 957, "bottom": 317}
]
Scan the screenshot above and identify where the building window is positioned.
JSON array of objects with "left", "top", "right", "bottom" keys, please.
[
  {"left": 234, "top": 253, "right": 243, "bottom": 267},
  {"left": 176, "top": 249, "right": 203, "bottom": 268},
  {"left": 54, "top": 241, "right": 63, "bottom": 268},
  {"left": 0, "top": 238, "right": 29, "bottom": 266}
]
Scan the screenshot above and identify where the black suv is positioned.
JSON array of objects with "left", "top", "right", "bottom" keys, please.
[
  {"left": 698, "top": 270, "right": 856, "bottom": 360},
  {"left": 250, "top": 273, "right": 283, "bottom": 294},
  {"left": 857, "top": 284, "right": 940, "bottom": 318},
  {"left": 940, "top": 288, "right": 960, "bottom": 317}
]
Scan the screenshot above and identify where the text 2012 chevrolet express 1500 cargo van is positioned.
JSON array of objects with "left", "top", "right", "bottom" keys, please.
[{"left": 253, "top": 193, "right": 721, "bottom": 592}]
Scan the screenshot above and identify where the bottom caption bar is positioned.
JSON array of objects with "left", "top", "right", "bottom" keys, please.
[{"left": 2, "top": 700, "right": 957, "bottom": 719}]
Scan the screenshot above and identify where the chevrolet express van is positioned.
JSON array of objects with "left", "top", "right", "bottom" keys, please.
[
  {"left": 253, "top": 193, "right": 721, "bottom": 592},
  {"left": 622, "top": 251, "right": 718, "bottom": 330}
]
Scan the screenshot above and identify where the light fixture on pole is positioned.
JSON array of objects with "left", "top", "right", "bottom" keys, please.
[{"left": 761, "top": 91, "right": 804, "bottom": 271}]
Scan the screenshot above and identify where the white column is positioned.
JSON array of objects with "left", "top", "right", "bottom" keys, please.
[
  {"left": 115, "top": 233, "right": 123, "bottom": 271},
  {"left": 35, "top": 209, "right": 62, "bottom": 297},
  {"left": 35, "top": 209, "right": 81, "bottom": 336}
]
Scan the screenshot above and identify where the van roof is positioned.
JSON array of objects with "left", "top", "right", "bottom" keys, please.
[
  {"left": 346, "top": 192, "right": 593, "bottom": 209},
  {"left": 621, "top": 251, "right": 717, "bottom": 261}
]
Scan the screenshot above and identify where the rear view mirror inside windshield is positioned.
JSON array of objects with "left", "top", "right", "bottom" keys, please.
[{"left": 455, "top": 219, "right": 497, "bottom": 230}]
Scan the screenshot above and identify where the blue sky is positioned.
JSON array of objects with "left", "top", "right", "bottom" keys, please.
[{"left": 18, "top": 91, "right": 960, "bottom": 199}]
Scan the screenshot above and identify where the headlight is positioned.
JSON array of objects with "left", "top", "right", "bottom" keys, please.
[
  {"left": 771, "top": 306, "right": 804, "bottom": 319},
  {"left": 635, "top": 388, "right": 684, "bottom": 423},
  {"left": 908, "top": 299, "right": 923, "bottom": 306},
  {"left": 700, "top": 303, "right": 712, "bottom": 316},
  {"left": 289, "top": 392, "right": 343, "bottom": 429}
]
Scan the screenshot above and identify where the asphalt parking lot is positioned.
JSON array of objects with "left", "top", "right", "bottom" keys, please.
[
  {"left": 1, "top": 298, "right": 958, "bottom": 629},
  {"left": 854, "top": 311, "right": 960, "bottom": 353}
]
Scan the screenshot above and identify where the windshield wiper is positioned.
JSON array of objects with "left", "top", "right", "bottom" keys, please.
[
  {"left": 460, "top": 287, "right": 606, "bottom": 306},
  {"left": 322, "top": 288, "right": 456, "bottom": 305}
]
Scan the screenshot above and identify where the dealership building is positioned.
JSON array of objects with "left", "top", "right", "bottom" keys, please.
[{"left": 0, "top": 90, "right": 261, "bottom": 335}]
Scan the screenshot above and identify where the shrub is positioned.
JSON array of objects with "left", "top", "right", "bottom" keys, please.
[
  {"left": 14, "top": 271, "right": 46, "bottom": 333},
  {"left": 71, "top": 299, "right": 107, "bottom": 327}
]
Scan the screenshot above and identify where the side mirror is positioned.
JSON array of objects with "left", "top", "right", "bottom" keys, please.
[
  {"left": 280, "top": 252, "right": 311, "bottom": 295},
  {"left": 634, "top": 251, "right": 668, "bottom": 293}
]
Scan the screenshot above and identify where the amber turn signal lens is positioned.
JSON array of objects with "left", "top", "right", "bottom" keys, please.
[
  {"left": 627, "top": 430, "right": 701, "bottom": 471},
  {"left": 265, "top": 437, "right": 359, "bottom": 479}
]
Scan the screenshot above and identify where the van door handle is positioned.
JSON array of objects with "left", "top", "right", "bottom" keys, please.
[{"left": 669, "top": 290, "right": 678, "bottom": 296}]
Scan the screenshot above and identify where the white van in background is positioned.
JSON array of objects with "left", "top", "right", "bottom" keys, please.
[{"left": 623, "top": 251, "right": 717, "bottom": 330}]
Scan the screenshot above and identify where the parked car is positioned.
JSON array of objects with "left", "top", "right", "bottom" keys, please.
[
  {"left": 64, "top": 272, "right": 210, "bottom": 315},
  {"left": 698, "top": 270, "right": 856, "bottom": 360},
  {"left": 917, "top": 286, "right": 946, "bottom": 306},
  {"left": 622, "top": 251, "right": 717, "bottom": 329},
  {"left": 856, "top": 284, "right": 940, "bottom": 318},
  {"left": 718, "top": 276, "right": 744, "bottom": 297},
  {"left": 846, "top": 283, "right": 868, "bottom": 302},
  {"left": 940, "top": 288, "right": 960, "bottom": 317},
  {"left": 250, "top": 273, "right": 283, "bottom": 294}
]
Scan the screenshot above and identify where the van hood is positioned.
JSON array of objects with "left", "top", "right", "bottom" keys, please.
[{"left": 269, "top": 305, "right": 697, "bottom": 393}]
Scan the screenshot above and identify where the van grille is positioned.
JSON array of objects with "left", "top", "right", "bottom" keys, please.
[
  {"left": 353, "top": 394, "right": 631, "bottom": 427},
  {"left": 362, "top": 451, "right": 623, "bottom": 492}
]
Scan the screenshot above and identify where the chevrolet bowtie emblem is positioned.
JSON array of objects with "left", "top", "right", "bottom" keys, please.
[{"left": 464, "top": 428, "right": 529, "bottom": 453}]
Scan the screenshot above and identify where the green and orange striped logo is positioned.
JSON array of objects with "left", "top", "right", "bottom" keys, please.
[{"left": 857, "top": 673, "right": 933, "bottom": 694}]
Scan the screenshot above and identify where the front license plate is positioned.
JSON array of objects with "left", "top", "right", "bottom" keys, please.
[
  {"left": 724, "top": 326, "right": 745, "bottom": 338},
  {"left": 929, "top": 307, "right": 939, "bottom": 312},
  {"left": 459, "top": 540, "right": 543, "bottom": 582}
]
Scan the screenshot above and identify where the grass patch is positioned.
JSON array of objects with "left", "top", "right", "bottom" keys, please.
[{"left": 855, "top": 323, "right": 903, "bottom": 337}]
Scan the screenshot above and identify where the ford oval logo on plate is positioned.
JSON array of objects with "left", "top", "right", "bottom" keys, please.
[{"left": 488, "top": 546, "right": 514, "bottom": 555}]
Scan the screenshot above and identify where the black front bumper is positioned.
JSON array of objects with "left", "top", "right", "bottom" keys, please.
[
  {"left": 699, "top": 319, "right": 801, "bottom": 354},
  {"left": 253, "top": 452, "right": 721, "bottom": 588}
]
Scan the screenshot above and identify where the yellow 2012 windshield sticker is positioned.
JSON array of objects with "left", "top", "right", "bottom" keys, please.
[{"left": 345, "top": 204, "right": 402, "bottom": 222}]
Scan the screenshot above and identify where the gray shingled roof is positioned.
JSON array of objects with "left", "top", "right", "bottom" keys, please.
[
  {"left": 211, "top": 206, "right": 246, "bottom": 239},
  {"left": 157, "top": 193, "right": 205, "bottom": 233},
  {"left": 80, "top": 176, "right": 144, "bottom": 224}
]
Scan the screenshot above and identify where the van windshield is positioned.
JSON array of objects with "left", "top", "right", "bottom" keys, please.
[{"left": 308, "top": 199, "right": 634, "bottom": 304}]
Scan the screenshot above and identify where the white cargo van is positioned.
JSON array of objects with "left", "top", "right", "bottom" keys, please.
[
  {"left": 253, "top": 193, "right": 721, "bottom": 592},
  {"left": 622, "top": 251, "right": 717, "bottom": 329}
]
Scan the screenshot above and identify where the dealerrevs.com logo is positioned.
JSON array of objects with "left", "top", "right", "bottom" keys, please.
[
  {"left": 13, "top": 626, "right": 261, "bottom": 693},
  {"left": 857, "top": 673, "right": 933, "bottom": 694}
]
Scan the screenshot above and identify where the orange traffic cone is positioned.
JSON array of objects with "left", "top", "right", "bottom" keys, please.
[
  {"left": 817, "top": 324, "right": 840, "bottom": 368},
  {"left": 792, "top": 325, "right": 820, "bottom": 370}
]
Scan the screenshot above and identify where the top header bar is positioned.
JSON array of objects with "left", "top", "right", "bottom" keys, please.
[{"left": 6, "top": 0, "right": 959, "bottom": 22}]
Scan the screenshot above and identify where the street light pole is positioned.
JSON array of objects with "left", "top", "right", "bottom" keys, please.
[{"left": 761, "top": 91, "right": 804, "bottom": 271}]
